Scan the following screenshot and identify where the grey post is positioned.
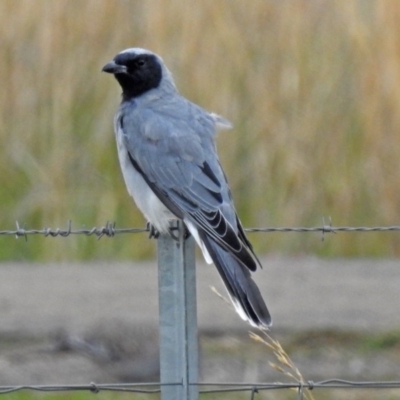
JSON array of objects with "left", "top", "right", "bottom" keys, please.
[{"left": 157, "top": 221, "right": 198, "bottom": 400}]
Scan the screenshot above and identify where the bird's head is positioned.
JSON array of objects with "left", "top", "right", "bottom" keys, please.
[{"left": 102, "top": 48, "right": 175, "bottom": 100}]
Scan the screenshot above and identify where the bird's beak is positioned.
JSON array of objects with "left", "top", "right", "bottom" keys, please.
[{"left": 102, "top": 61, "right": 127, "bottom": 74}]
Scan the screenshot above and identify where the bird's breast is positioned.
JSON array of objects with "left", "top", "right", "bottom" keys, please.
[{"left": 115, "top": 125, "right": 176, "bottom": 234}]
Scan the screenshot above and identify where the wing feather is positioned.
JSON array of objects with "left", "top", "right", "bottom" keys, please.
[{"left": 122, "top": 103, "right": 258, "bottom": 272}]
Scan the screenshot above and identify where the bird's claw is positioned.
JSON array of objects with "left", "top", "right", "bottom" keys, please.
[
  {"left": 147, "top": 221, "right": 191, "bottom": 241},
  {"left": 147, "top": 222, "right": 160, "bottom": 239},
  {"left": 168, "top": 226, "right": 180, "bottom": 242},
  {"left": 171, "top": 222, "right": 191, "bottom": 240}
]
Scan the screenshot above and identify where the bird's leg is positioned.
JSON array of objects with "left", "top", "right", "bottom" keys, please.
[{"left": 146, "top": 222, "right": 160, "bottom": 239}]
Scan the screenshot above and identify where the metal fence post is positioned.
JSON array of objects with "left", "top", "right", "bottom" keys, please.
[{"left": 157, "top": 221, "right": 198, "bottom": 400}]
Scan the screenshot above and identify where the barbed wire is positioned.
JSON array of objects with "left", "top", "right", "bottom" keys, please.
[
  {"left": 0, "top": 220, "right": 400, "bottom": 240},
  {"left": 1, "top": 379, "right": 400, "bottom": 396},
  {"left": 2, "top": 222, "right": 400, "bottom": 399}
]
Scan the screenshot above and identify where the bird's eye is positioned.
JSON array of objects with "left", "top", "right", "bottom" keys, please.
[{"left": 136, "top": 59, "right": 146, "bottom": 67}]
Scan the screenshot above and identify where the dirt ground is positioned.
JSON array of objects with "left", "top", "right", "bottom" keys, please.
[{"left": 1, "top": 256, "right": 400, "bottom": 385}]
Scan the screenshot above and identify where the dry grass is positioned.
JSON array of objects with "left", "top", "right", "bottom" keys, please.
[
  {"left": 250, "top": 330, "right": 315, "bottom": 400},
  {"left": 1, "top": 0, "right": 400, "bottom": 260}
]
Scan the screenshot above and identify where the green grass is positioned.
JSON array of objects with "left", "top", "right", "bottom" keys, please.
[
  {"left": 362, "top": 331, "right": 400, "bottom": 351},
  {"left": 1, "top": 1, "right": 400, "bottom": 260}
]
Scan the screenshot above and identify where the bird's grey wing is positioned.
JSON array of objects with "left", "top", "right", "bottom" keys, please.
[{"left": 119, "top": 104, "right": 258, "bottom": 272}]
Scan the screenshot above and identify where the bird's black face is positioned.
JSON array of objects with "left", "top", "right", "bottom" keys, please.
[{"left": 102, "top": 52, "right": 163, "bottom": 100}]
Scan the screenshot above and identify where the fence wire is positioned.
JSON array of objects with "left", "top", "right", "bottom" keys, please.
[
  {"left": 1, "top": 220, "right": 400, "bottom": 240},
  {"left": 1, "top": 222, "right": 400, "bottom": 398},
  {"left": 1, "top": 379, "right": 400, "bottom": 396}
]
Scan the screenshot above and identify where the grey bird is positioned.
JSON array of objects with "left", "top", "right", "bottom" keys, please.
[{"left": 102, "top": 48, "right": 271, "bottom": 328}]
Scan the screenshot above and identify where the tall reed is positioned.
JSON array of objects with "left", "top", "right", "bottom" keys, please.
[{"left": 0, "top": 0, "right": 399, "bottom": 260}]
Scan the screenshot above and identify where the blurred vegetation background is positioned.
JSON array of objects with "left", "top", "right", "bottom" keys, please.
[{"left": 0, "top": 0, "right": 399, "bottom": 260}]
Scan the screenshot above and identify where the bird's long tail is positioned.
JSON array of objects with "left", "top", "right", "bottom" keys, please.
[{"left": 198, "top": 231, "right": 272, "bottom": 328}]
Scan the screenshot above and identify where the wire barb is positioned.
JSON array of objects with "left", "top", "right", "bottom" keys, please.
[
  {"left": 321, "top": 216, "right": 336, "bottom": 241},
  {"left": 15, "top": 221, "right": 28, "bottom": 241},
  {"left": 89, "top": 382, "right": 99, "bottom": 394},
  {"left": 250, "top": 386, "right": 258, "bottom": 400}
]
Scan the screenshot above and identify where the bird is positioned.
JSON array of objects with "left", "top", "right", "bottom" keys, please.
[{"left": 102, "top": 48, "right": 271, "bottom": 328}]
